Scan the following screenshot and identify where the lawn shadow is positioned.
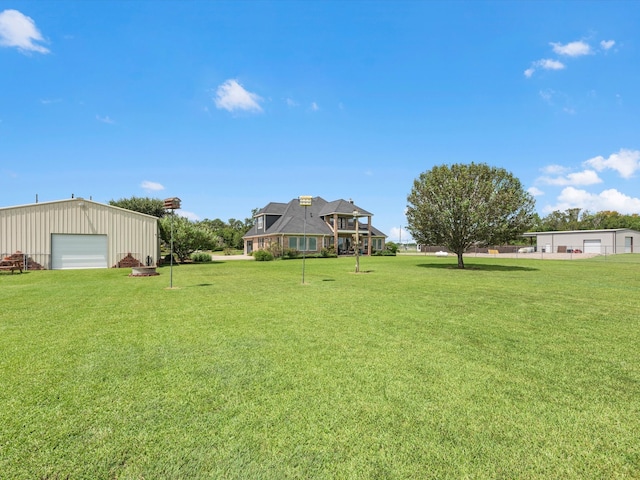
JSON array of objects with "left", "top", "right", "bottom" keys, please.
[{"left": 417, "top": 262, "right": 539, "bottom": 272}]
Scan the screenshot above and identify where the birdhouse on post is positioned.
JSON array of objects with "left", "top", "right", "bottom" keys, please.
[{"left": 163, "top": 197, "right": 181, "bottom": 210}]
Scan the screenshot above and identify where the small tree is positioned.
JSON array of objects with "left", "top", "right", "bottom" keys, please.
[
  {"left": 159, "top": 215, "right": 218, "bottom": 262},
  {"left": 406, "top": 163, "right": 535, "bottom": 268}
]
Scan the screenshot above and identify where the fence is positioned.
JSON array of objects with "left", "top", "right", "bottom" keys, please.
[{"left": 413, "top": 245, "right": 640, "bottom": 263}]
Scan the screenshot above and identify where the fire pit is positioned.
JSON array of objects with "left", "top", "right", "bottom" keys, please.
[{"left": 130, "top": 266, "right": 159, "bottom": 277}]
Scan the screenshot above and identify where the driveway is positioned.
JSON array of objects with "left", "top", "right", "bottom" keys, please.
[{"left": 210, "top": 254, "right": 254, "bottom": 261}]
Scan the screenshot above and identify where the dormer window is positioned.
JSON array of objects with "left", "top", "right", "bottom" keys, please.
[{"left": 257, "top": 216, "right": 264, "bottom": 230}]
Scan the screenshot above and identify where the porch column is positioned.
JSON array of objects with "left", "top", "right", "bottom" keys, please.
[
  {"left": 367, "top": 216, "right": 372, "bottom": 255},
  {"left": 333, "top": 213, "right": 339, "bottom": 251}
]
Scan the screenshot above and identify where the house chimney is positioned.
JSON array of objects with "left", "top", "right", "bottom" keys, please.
[{"left": 349, "top": 198, "right": 354, "bottom": 204}]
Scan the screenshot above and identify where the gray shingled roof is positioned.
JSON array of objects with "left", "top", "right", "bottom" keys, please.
[
  {"left": 244, "top": 196, "right": 385, "bottom": 238},
  {"left": 258, "top": 202, "right": 288, "bottom": 215},
  {"left": 318, "top": 199, "right": 372, "bottom": 217},
  {"left": 266, "top": 197, "right": 333, "bottom": 235}
]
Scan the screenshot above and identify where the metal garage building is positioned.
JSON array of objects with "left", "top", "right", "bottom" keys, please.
[
  {"left": 522, "top": 229, "right": 640, "bottom": 255},
  {"left": 0, "top": 197, "right": 160, "bottom": 269}
]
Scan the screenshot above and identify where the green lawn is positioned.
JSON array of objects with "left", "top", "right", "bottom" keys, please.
[{"left": 1, "top": 256, "right": 639, "bottom": 479}]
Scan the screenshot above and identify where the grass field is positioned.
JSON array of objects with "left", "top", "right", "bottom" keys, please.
[{"left": 1, "top": 255, "right": 639, "bottom": 479}]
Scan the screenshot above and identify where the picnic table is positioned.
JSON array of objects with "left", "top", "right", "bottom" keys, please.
[{"left": 0, "top": 259, "right": 23, "bottom": 274}]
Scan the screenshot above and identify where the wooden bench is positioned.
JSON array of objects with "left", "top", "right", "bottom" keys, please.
[{"left": 0, "top": 259, "right": 23, "bottom": 274}]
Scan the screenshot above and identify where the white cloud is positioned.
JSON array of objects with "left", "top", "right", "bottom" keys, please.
[
  {"left": 545, "top": 186, "right": 640, "bottom": 214},
  {"left": 541, "top": 164, "right": 569, "bottom": 175},
  {"left": 214, "top": 79, "right": 263, "bottom": 113},
  {"left": 179, "top": 210, "right": 200, "bottom": 221},
  {"left": 96, "top": 115, "right": 115, "bottom": 124},
  {"left": 551, "top": 40, "right": 592, "bottom": 57},
  {"left": 539, "top": 169, "right": 602, "bottom": 186},
  {"left": 526, "top": 38, "right": 614, "bottom": 78},
  {"left": 600, "top": 40, "right": 615, "bottom": 50},
  {"left": 389, "top": 226, "right": 413, "bottom": 244},
  {"left": 524, "top": 59, "right": 565, "bottom": 78},
  {"left": 141, "top": 180, "right": 164, "bottom": 192},
  {"left": 528, "top": 187, "right": 544, "bottom": 196},
  {"left": 0, "top": 9, "right": 49, "bottom": 54},
  {"left": 310, "top": 102, "right": 320, "bottom": 111},
  {"left": 538, "top": 59, "right": 565, "bottom": 70},
  {"left": 285, "top": 98, "right": 298, "bottom": 107},
  {"left": 583, "top": 148, "right": 640, "bottom": 179}
]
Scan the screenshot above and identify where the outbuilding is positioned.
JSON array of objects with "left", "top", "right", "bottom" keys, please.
[
  {"left": 0, "top": 198, "right": 160, "bottom": 270},
  {"left": 522, "top": 229, "right": 640, "bottom": 255}
]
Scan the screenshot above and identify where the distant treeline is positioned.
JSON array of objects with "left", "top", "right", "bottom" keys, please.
[
  {"left": 109, "top": 196, "right": 255, "bottom": 258},
  {"left": 531, "top": 208, "right": 640, "bottom": 232}
]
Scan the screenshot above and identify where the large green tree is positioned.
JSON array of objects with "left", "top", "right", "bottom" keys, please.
[
  {"left": 109, "top": 196, "right": 167, "bottom": 218},
  {"left": 406, "top": 163, "right": 536, "bottom": 268}
]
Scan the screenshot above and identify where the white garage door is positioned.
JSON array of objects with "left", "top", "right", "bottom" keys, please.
[
  {"left": 583, "top": 239, "right": 602, "bottom": 254},
  {"left": 52, "top": 234, "right": 108, "bottom": 269}
]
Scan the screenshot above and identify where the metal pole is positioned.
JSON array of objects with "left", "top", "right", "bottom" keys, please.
[
  {"left": 298, "top": 196, "right": 312, "bottom": 284},
  {"left": 354, "top": 212, "right": 360, "bottom": 273},
  {"left": 302, "top": 205, "right": 307, "bottom": 284},
  {"left": 170, "top": 208, "right": 174, "bottom": 288}
]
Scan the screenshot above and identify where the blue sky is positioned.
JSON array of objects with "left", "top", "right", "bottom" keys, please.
[{"left": 2, "top": 1, "right": 640, "bottom": 242}]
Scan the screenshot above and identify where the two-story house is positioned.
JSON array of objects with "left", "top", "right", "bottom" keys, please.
[{"left": 243, "top": 197, "right": 386, "bottom": 256}]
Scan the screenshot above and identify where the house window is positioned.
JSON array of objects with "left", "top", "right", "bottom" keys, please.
[
  {"left": 288, "top": 236, "right": 317, "bottom": 251},
  {"left": 257, "top": 216, "right": 264, "bottom": 230}
]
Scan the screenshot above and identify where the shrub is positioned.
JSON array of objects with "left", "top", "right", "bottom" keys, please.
[
  {"left": 282, "top": 248, "right": 300, "bottom": 259},
  {"left": 253, "top": 250, "right": 274, "bottom": 261},
  {"left": 320, "top": 247, "right": 337, "bottom": 258},
  {"left": 267, "top": 243, "right": 283, "bottom": 258},
  {"left": 385, "top": 242, "right": 399, "bottom": 254},
  {"left": 373, "top": 249, "right": 396, "bottom": 256},
  {"left": 191, "top": 252, "right": 212, "bottom": 263}
]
